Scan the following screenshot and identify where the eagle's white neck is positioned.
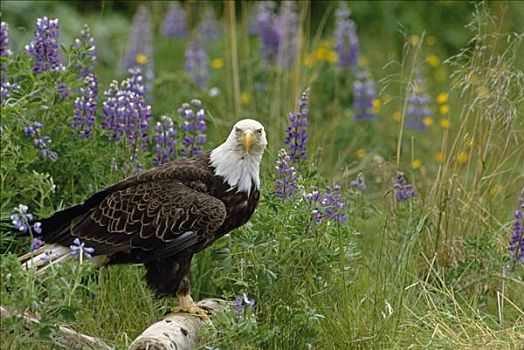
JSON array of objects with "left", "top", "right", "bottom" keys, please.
[{"left": 210, "top": 142, "right": 262, "bottom": 194}]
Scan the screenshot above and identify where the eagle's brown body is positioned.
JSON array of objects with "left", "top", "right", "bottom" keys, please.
[{"left": 38, "top": 153, "right": 260, "bottom": 296}]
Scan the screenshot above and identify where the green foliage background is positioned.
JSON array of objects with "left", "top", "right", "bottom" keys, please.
[{"left": 1, "top": 1, "right": 523, "bottom": 349}]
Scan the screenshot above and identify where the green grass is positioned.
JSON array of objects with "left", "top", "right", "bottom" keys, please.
[{"left": 1, "top": 1, "right": 523, "bottom": 349}]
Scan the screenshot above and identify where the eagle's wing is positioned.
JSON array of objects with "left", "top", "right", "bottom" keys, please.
[{"left": 58, "top": 180, "right": 227, "bottom": 258}]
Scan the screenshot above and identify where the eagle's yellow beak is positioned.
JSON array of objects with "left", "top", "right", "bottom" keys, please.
[{"left": 241, "top": 130, "right": 255, "bottom": 152}]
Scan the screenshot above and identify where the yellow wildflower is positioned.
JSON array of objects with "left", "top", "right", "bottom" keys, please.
[
  {"left": 456, "top": 152, "right": 469, "bottom": 164},
  {"left": 135, "top": 53, "right": 148, "bottom": 65},
  {"left": 436, "top": 92, "right": 448, "bottom": 104},
  {"left": 434, "top": 152, "right": 444, "bottom": 164},
  {"left": 423, "top": 117, "right": 434, "bottom": 127},
  {"left": 315, "top": 47, "right": 328, "bottom": 60},
  {"left": 211, "top": 58, "right": 224, "bottom": 69},
  {"left": 439, "top": 105, "right": 449, "bottom": 115},
  {"left": 439, "top": 119, "right": 450, "bottom": 129},
  {"left": 240, "top": 92, "right": 251, "bottom": 106},
  {"left": 356, "top": 149, "right": 367, "bottom": 159},
  {"left": 426, "top": 54, "right": 440, "bottom": 67},
  {"left": 371, "top": 98, "right": 382, "bottom": 114},
  {"left": 412, "top": 159, "right": 422, "bottom": 170},
  {"left": 393, "top": 111, "right": 402, "bottom": 122},
  {"left": 426, "top": 35, "right": 436, "bottom": 46},
  {"left": 326, "top": 50, "right": 337, "bottom": 64}
]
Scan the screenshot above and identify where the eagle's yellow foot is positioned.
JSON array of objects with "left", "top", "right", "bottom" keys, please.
[{"left": 171, "top": 293, "right": 212, "bottom": 318}]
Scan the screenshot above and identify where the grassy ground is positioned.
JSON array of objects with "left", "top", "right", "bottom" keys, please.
[{"left": 1, "top": 1, "right": 523, "bottom": 349}]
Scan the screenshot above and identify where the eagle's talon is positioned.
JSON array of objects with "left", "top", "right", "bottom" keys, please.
[{"left": 171, "top": 304, "right": 211, "bottom": 318}]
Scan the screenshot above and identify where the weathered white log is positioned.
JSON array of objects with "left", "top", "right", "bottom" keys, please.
[
  {"left": 128, "top": 298, "right": 226, "bottom": 350},
  {"left": 0, "top": 304, "right": 114, "bottom": 350}
]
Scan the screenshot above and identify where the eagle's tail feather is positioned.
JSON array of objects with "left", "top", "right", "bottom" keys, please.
[{"left": 19, "top": 244, "right": 71, "bottom": 276}]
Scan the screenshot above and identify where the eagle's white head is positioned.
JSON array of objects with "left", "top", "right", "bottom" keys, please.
[{"left": 210, "top": 119, "right": 267, "bottom": 194}]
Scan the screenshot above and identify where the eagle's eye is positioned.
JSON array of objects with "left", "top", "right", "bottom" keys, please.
[
  {"left": 255, "top": 128, "right": 263, "bottom": 135},
  {"left": 235, "top": 127, "right": 242, "bottom": 134}
]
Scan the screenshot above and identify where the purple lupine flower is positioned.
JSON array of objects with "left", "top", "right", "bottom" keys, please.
[
  {"left": 23, "top": 122, "right": 43, "bottom": 137},
  {"left": 1, "top": 21, "right": 19, "bottom": 103},
  {"left": 11, "top": 204, "right": 33, "bottom": 233},
  {"left": 506, "top": 189, "right": 524, "bottom": 274},
  {"left": 178, "top": 99, "right": 206, "bottom": 157},
  {"left": 72, "top": 73, "right": 98, "bottom": 138},
  {"left": 124, "top": 5, "right": 154, "bottom": 88},
  {"left": 242, "top": 293, "right": 255, "bottom": 307},
  {"left": 0, "top": 22, "right": 12, "bottom": 69},
  {"left": 25, "top": 17, "right": 64, "bottom": 74},
  {"left": 334, "top": 3, "right": 359, "bottom": 71},
  {"left": 185, "top": 39, "right": 209, "bottom": 88},
  {"left": 23, "top": 122, "right": 58, "bottom": 161},
  {"left": 57, "top": 82, "right": 69, "bottom": 99},
  {"left": 33, "top": 222, "right": 42, "bottom": 234},
  {"left": 70, "top": 238, "right": 95, "bottom": 261},
  {"left": 350, "top": 173, "right": 367, "bottom": 191},
  {"left": 152, "top": 115, "right": 177, "bottom": 165},
  {"left": 196, "top": 8, "right": 221, "bottom": 42},
  {"left": 124, "top": 67, "right": 147, "bottom": 97},
  {"left": 101, "top": 69, "right": 152, "bottom": 150},
  {"left": 276, "top": 1, "right": 299, "bottom": 68},
  {"left": 406, "top": 78, "right": 432, "bottom": 130},
  {"left": 250, "top": 1, "right": 279, "bottom": 64},
  {"left": 163, "top": 2, "right": 187, "bottom": 38},
  {"left": 352, "top": 70, "right": 378, "bottom": 121},
  {"left": 284, "top": 88, "right": 309, "bottom": 162},
  {"left": 275, "top": 149, "right": 298, "bottom": 199},
  {"left": 393, "top": 172, "right": 417, "bottom": 202},
  {"left": 307, "top": 185, "right": 347, "bottom": 224},
  {"left": 72, "top": 24, "right": 97, "bottom": 77},
  {"left": 233, "top": 293, "right": 255, "bottom": 315},
  {"left": 30, "top": 237, "right": 44, "bottom": 252},
  {"left": 233, "top": 296, "right": 244, "bottom": 315}
]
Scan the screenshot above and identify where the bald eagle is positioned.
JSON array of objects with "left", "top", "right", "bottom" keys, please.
[{"left": 24, "top": 119, "right": 267, "bottom": 313}]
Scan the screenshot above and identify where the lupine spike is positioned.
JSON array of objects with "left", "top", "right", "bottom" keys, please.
[
  {"left": 101, "top": 69, "right": 152, "bottom": 150},
  {"left": 72, "top": 73, "right": 98, "bottom": 138},
  {"left": 306, "top": 185, "right": 347, "bottom": 223},
  {"left": 1, "top": 21, "right": 19, "bottom": 102},
  {"left": 406, "top": 78, "right": 432, "bottom": 130},
  {"left": 163, "top": 2, "right": 187, "bottom": 38},
  {"left": 275, "top": 149, "right": 298, "bottom": 198},
  {"left": 152, "top": 115, "right": 177, "bottom": 165},
  {"left": 334, "top": 3, "right": 360, "bottom": 71},
  {"left": 276, "top": 1, "right": 299, "bottom": 68},
  {"left": 177, "top": 99, "right": 206, "bottom": 157},
  {"left": 250, "top": 1, "right": 279, "bottom": 65},
  {"left": 124, "top": 5, "right": 154, "bottom": 89},
  {"left": 196, "top": 7, "right": 220, "bottom": 41},
  {"left": 284, "top": 88, "right": 310, "bottom": 162},
  {"left": 72, "top": 24, "right": 97, "bottom": 77},
  {"left": 506, "top": 189, "right": 524, "bottom": 274},
  {"left": 352, "top": 69, "right": 378, "bottom": 121},
  {"left": 350, "top": 173, "right": 367, "bottom": 191},
  {"left": 185, "top": 39, "right": 209, "bottom": 88},
  {"left": 23, "top": 122, "right": 58, "bottom": 161},
  {"left": 25, "top": 17, "right": 64, "bottom": 74},
  {"left": 393, "top": 172, "right": 417, "bottom": 202}
]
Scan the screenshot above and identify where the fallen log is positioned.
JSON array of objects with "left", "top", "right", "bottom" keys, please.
[
  {"left": 128, "top": 298, "right": 226, "bottom": 350},
  {"left": 0, "top": 304, "right": 114, "bottom": 350}
]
